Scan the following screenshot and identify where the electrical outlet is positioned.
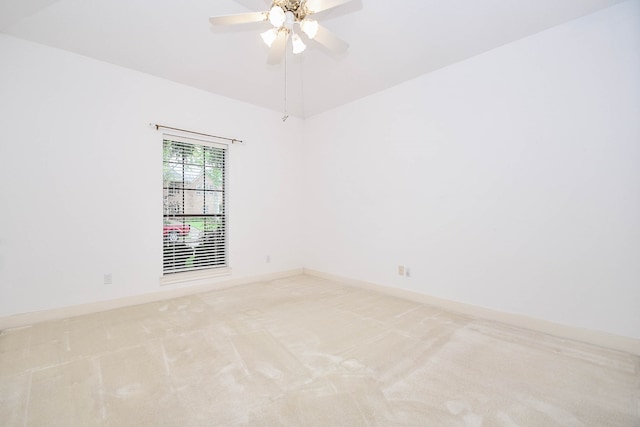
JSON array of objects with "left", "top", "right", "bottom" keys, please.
[
  {"left": 405, "top": 267, "right": 411, "bottom": 278},
  {"left": 266, "top": 255, "right": 271, "bottom": 263},
  {"left": 103, "top": 273, "right": 112, "bottom": 285},
  {"left": 398, "top": 265, "right": 405, "bottom": 276}
]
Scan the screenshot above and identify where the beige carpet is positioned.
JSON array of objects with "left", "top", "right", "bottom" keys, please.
[{"left": 1, "top": 275, "right": 639, "bottom": 426}]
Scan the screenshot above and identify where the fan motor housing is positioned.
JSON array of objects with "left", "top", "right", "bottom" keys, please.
[{"left": 272, "top": 0, "right": 308, "bottom": 21}]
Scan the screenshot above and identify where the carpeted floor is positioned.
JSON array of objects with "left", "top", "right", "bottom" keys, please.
[{"left": 1, "top": 275, "right": 639, "bottom": 426}]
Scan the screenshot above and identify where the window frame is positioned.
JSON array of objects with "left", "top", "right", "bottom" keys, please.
[{"left": 160, "top": 132, "right": 231, "bottom": 285}]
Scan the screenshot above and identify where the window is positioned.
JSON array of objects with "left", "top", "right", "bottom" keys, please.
[{"left": 162, "top": 135, "right": 227, "bottom": 277}]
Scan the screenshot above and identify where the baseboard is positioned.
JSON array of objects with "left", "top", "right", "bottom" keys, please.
[
  {"left": 304, "top": 268, "right": 640, "bottom": 356},
  {"left": 0, "top": 268, "right": 304, "bottom": 331}
]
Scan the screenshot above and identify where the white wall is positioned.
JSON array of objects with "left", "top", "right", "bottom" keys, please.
[
  {"left": 0, "top": 35, "right": 304, "bottom": 317},
  {"left": 303, "top": 0, "right": 640, "bottom": 339}
]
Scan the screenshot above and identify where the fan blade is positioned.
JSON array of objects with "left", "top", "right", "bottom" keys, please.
[
  {"left": 305, "top": 0, "right": 353, "bottom": 14},
  {"left": 267, "top": 31, "right": 287, "bottom": 65},
  {"left": 209, "top": 11, "right": 266, "bottom": 26},
  {"left": 313, "top": 24, "right": 349, "bottom": 54},
  {"left": 233, "top": 0, "right": 271, "bottom": 11}
]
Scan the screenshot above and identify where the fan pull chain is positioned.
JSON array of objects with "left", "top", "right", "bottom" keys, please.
[{"left": 282, "top": 32, "right": 289, "bottom": 122}]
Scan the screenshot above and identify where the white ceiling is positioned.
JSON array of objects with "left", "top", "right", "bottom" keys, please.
[{"left": 0, "top": 0, "right": 627, "bottom": 118}]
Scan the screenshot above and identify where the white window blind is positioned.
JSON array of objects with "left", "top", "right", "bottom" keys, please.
[{"left": 163, "top": 135, "right": 227, "bottom": 276}]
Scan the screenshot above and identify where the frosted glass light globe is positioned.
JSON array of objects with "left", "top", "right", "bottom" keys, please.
[
  {"left": 300, "top": 19, "right": 318, "bottom": 39},
  {"left": 269, "top": 6, "right": 285, "bottom": 27},
  {"left": 292, "top": 33, "right": 306, "bottom": 54},
  {"left": 261, "top": 28, "right": 279, "bottom": 47}
]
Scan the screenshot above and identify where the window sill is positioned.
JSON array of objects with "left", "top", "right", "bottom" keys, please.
[{"left": 160, "top": 267, "right": 232, "bottom": 286}]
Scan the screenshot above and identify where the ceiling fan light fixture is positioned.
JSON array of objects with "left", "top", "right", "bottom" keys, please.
[
  {"left": 300, "top": 19, "right": 318, "bottom": 39},
  {"left": 261, "top": 28, "right": 279, "bottom": 47},
  {"left": 291, "top": 33, "right": 306, "bottom": 54},
  {"left": 268, "top": 5, "right": 285, "bottom": 27}
]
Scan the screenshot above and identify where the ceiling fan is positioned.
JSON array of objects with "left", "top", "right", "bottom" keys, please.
[{"left": 210, "top": 0, "right": 353, "bottom": 64}]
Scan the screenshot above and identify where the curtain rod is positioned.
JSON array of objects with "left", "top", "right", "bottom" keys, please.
[{"left": 151, "top": 123, "right": 244, "bottom": 145}]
